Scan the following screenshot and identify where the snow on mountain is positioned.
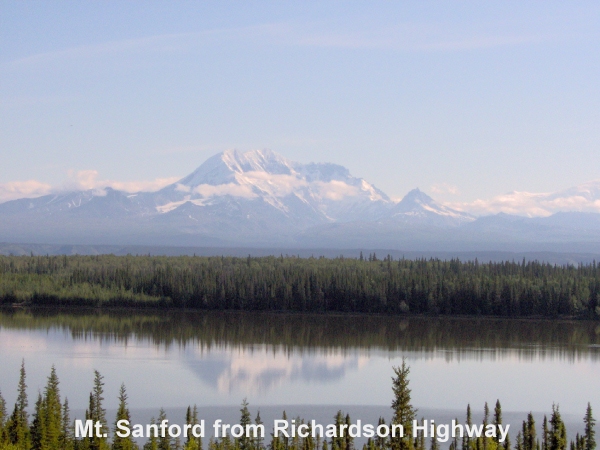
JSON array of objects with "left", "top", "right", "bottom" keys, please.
[
  {"left": 544, "top": 180, "right": 600, "bottom": 211},
  {"left": 11, "top": 148, "right": 598, "bottom": 249},
  {"left": 455, "top": 180, "right": 600, "bottom": 217},
  {"left": 152, "top": 149, "right": 393, "bottom": 223},
  {"left": 388, "top": 188, "right": 475, "bottom": 226}
]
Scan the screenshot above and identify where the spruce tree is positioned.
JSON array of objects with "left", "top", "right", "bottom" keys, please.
[
  {"left": 375, "top": 418, "right": 387, "bottom": 450},
  {"left": 542, "top": 417, "right": 549, "bottom": 450},
  {"left": 390, "top": 360, "right": 416, "bottom": 450},
  {"left": 255, "top": 411, "right": 264, "bottom": 450},
  {"left": 429, "top": 425, "right": 439, "bottom": 450},
  {"left": 332, "top": 411, "right": 345, "bottom": 450},
  {"left": 184, "top": 407, "right": 201, "bottom": 450},
  {"left": 584, "top": 404, "right": 596, "bottom": 450},
  {"left": 414, "top": 418, "right": 425, "bottom": 450},
  {"left": 504, "top": 432, "right": 511, "bottom": 450},
  {"left": 113, "top": 384, "right": 137, "bottom": 450},
  {"left": 483, "top": 403, "right": 490, "bottom": 450},
  {"left": 144, "top": 418, "right": 159, "bottom": 450},
  {"left": 30, "top": 393, "right": 45, "bottom": 450},
  {"left": 523, "top": 414, "right": 537, "bottom": 450},
  {"left": 84, "top": 370, "right": 110, "bottom": 450},
  {"left": 449, "top": 418, "right": 459, "bottom": 450},
  {"left": 0, "top": 389, "right": 7, "bottom": 444},
  {"left": 281, "top": 411, "right": 289, "bottom": 450},
  {"left": 345, "top": 414, "right": 354, "bottom": 450},
  {"left": 239, "top": 399, "right": 252, "bottom": 450},
  {"left": 157, "top": 409, "right": 172, "bottom": 450},
  {"left": 192, "top": 405, "right": 202, "bottom": 450},
  {"left": 7, "top": 360, "right": 30, "bottom": 450},
  {"left": 44, "top": 366, "right": 63, "bottom": 450},
  {"left": 494, "top": 401, "right": 503, "bottom": 445},
  {"left": 462, "top": 405, "right": 472, "bottom": 450},
  {"left": 550, "top": 406, "right": 567, "bottom": 450},
  {"left": 61, "top": 398, "right": 74, "bottom": 450}
]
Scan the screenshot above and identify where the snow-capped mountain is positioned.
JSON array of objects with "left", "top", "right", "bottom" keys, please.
[
  {"left": 389, "top": 188, "right": 475, "bottom": 226},
  {"left": 1, "top": 149, "right": 599, "bottom": 250},
  {"left": 0, "top": 149, "right": 398, "bottom": 245},
  {"left": 148, "top": 149, "right": 392, "bottom": 224}
]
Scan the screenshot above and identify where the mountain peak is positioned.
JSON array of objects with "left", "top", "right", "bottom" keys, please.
[
  {"left": 400, "top": 188, "right": 434, "bottom": 205},
  {"left": 175, "top": 149, "right": 296, "bottom": 188},
  {"left": 390, "top": 188, "right": 474, "bottom": 225}
]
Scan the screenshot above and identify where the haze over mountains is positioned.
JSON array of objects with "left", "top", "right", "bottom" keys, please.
[{"left": 1, "top": 149, "right": 600, "bottom": 254}]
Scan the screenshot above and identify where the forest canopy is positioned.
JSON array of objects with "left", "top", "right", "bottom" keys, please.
[
  {"left": 0, "top": 254, "right": 599, "bottom": 318},
  {"left": 0, "top": 361, "right": 595, "bottom": 450}
]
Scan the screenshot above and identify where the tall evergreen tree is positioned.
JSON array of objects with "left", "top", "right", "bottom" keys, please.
[
  {"left": 345, "top": 414, "right": 354, "bottom": 450},
  {"left": 184, "top": 406, "right": 202, "bottom": 450},
  {"left": 144, "top": 418, "right": 159, "bottom": 450},
  {"left": 238, "top": 399, "right": 252, "bottom": 450},
  {"left": 483, "top": 403, "right": 490, "bottom": 450},
  {"left": 462, "top": 405, "right": 472, "bottom": 450},
  {"left": 83, "top": 370, "right": 110, "bottom": 450},
  {"left": 504, "top": 432, "right": 511, "bottom": 450},
  {"left": 584, "top": 404, "right": 596, "bottom": 450},
  {"left": 542, "top": 417, "right": 549, "bottom": 450},
  {"left": 494, "top": 401, "right": 503, "bottom": 445},
  {"left": 61, "top": 398, "right": 74, "bottom": 450},
  {"left": 255, "top": 411, "right": 264, "bottom": 450},
  {"left": 429, "top": 426, "right": 439, "bottom": 450},
  {"left": 157, "top": 409, "right": 172, "bottom": 450},
  {"left": 390, "top": 360, "right": 416, "bottom": 450},
  {"left": 44, "top": 366, "right": 63, "bottom": 450},
  {"left": 0, "top": 389, "right": 7, "bottom": 444},
  {"left": 375, "top": 418, "right": 387, "bottom": 450},
  {"left": 331, "top": 411, "right": 345, "bottom": 450},
  {"left": 30, "top": 393, "right": 46, "bottom": 450},
  {"left": 449, "top": 418, "right": 459, "bottom": 450},
  {"left": 7, "top": 360, "right": 30, "bottom": 450},
  {"left": 523, "top": 414, "right": 537, "bottom": 450},
  {"left": 549, "top": 406, "right": 567, "bottom": 450},
  {"left": 113, "top": 384, "right": 137, "bottom": 450}
]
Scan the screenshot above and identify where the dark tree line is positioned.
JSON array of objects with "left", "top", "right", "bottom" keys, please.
[
  {"left": 1, "top": 255, "right": 600, "bottom": 318},
  {"left": 0, "top": 361, "right": 596, "bottom": 450}
]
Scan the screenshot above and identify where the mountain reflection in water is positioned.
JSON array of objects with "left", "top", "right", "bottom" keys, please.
[
  {"left": 184, "top": 347, "right": 366, "bottom": 394},
  {"left": 1, "top": 309, "right": 599, "bottom": 414}
]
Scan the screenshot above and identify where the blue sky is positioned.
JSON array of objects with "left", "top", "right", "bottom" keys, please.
[{"left": 2, "top": 1, "right": 600, "bottom": 211}]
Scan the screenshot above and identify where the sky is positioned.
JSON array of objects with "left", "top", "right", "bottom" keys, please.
[{"left": 2, "top": 1, "right": 600, "bottom": 213}]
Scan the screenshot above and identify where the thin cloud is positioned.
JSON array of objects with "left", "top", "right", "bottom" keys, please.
[
  {"left": 297, "top": 29, "right": 546, "bottom": 51},
  {"left": 314, "top": 180, "right": 360, "bottom": 200},
  {"left": 0, "top": 171, "right": 180, "bottom": 204},
  {"left": 5, "top": 23, "right": 291, "bottom": 69},
  {"left": 447, "top": 181, "right": 600, "bottom": 217},
  {"left": 240, "top": 171, "right": 307, "bottom": 197},
  {"left": 430, "top": 183, "right": 460, "bottom": 196},
  {"left": 0, "top": 180, "right": 53, "bottom": 203},
  {"left": 193, "top": 183, "right": 257, "bottom": 199},
  {"left": 5, "top": 19, "right": 547, "bottom": 71}
]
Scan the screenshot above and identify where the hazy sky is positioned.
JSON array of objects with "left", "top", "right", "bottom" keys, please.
[{"left": 2, "top": 1, "right": 600, "bottom": 207}]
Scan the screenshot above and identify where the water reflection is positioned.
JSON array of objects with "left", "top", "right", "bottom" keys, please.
[
  {"left": 1, "top": 309, "right": 600, "bottom": 360},
  {"left": 1, "top": 309, "right": 600, "bottom": 414},
  {"left": 183, "top": 346, "right": 367, "bottom": 394}
]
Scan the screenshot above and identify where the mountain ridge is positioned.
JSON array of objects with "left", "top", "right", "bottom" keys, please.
[{"left": 1, "top": 149, "right": 599, "bottom": 251}]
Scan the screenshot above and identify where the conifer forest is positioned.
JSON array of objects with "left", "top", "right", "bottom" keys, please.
[
  {"left": 0, "top": 255, "right": 599, "bottom": 318},
  {"left": 0, "top": 361, "right": 596, "bottom": 450}
]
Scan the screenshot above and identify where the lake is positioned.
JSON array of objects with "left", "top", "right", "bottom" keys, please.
[{"left": 0, "top": 309, "right": 598, "bottom": 443}]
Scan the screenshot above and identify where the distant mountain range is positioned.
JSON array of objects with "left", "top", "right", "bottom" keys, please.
[{"left": 1, "top": 149, "right": 600, "bottom": 253}]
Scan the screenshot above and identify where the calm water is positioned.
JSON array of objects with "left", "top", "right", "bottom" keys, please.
[{"left": 1, "top": 309, "right": 599, "bottom": 423}]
